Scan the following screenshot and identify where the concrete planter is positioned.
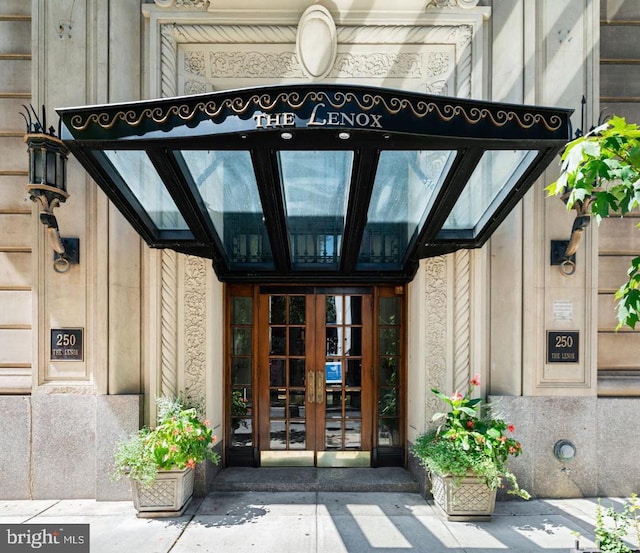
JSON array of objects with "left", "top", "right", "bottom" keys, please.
[
  {"left": 131, "top": 467, "right": 194, "bottom": 518},
  {"left": 429, "top": 472, "right": 497, "bottom": 521}
]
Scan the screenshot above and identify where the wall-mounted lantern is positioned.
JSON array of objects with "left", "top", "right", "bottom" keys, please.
[{"left": 22, "top": 105, "right": 78, "bottom": 273}]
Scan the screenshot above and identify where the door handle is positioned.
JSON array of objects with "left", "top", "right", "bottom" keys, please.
[
  {"left": 307, "top": 370, "right": 315, "bottom": 403},
  {"left": 316, "top": 370, "right": 324, "bottom": 404}
]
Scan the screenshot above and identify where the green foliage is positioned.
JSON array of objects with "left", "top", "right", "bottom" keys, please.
[
  {"left": 547, "top": 116, "right": 640, "bottom": 329},
  {"left": 411, "top": 376, "right": 530, "bottom": 500},
  {"left": 113, "top": 396, "right": 220, "bottom": 487},
  {"left": 595, "top": 495, "right": 640, "bottom": 553}
]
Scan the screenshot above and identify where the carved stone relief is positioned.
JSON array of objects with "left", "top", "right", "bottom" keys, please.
[
  {"left": 183, "top": 256, "right": 206, "bottom": 405},
  {"left": 424, "top": 256, "right": 448, "bottom": 422},
  {"left": 170, "top": 23, "right": 471, "bottom": 97}
]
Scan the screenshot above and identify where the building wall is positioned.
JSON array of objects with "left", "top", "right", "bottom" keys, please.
[
  {"left": 1, "top": 0, "right": 639, "bottom": 500},
  {"left": 598, "top": 0, "right": 640, "bottom": 395},
  {"left": 0, "top": 0, "right": 32, "bottom": 394}
]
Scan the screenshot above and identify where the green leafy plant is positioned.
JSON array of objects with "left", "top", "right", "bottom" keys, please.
[
  {"left": 594, "top": 496, "right": 640, "bottom": 553},
  {"left": 411, "top": 375, "right": 530, "bottom": 499},
  {"left": 113, "top": 396, "right": 220, "bottom": 487},
  {"left": 547, "top": 116, "right": 640, "bottom": 329}
]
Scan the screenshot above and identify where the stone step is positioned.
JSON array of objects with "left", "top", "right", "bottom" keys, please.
[{"left": 212, "top": 467, "right": 421, "bottom": 493}]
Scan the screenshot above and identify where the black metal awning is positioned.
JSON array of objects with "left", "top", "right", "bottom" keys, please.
[{"left": 57, "top": 84, "right": 572, "bottom": 284}]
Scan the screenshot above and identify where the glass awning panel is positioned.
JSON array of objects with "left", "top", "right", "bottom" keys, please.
[
  {"left": 98, "top": 150, "right": 189, "bottom": 231},
  {"left": 278, "top": 150, "right": 353, "bottom": 269},
  {"left": 357, "top": 150, "right": 456, "bottom": 269},
  {"left": 439, "top": 149, "right": 538, "bottom": 239},
  {"left": 178, "top": 150, "right": 274, "bottom": 269},
  {"left": 58, "top": 84, "right": 573, "bottom": 283}
]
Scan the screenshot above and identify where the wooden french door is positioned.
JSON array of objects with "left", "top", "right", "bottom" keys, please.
[{"left": 257, "top": 289, "right": 373, "bottom": 466}]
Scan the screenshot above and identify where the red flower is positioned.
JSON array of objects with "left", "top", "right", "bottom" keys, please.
[
  {"left": 203, "top": 419, "right": 211, "bottom": 427},
  {"left": 509, "top": 446, "right": 517, "bottom": 454},
  {"left": 211, "top": 435, "right": 218, "bottom": 443},
  {"left": 508, "top": 424, "right": 515, "bottom": 433},
  {"left": 470, "top": 374, "right": 481, "bottom": 386},
  {"left": 498, "top": 436, "right": 507, "bottom": 443},
  {"left": 466, "top": 420, "right": 474, "bottom": 429},
  {"left": 186, "top": 459, "right": 196, "bottom": 469},
  {"left": 450, "top": 392, "right": 463, "bottom": 402}
]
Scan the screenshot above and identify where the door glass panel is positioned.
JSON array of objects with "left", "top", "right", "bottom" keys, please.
[
  {"left": 379, "top": 327, "right": 399, "bottom": 355},
  {"left": 345, "top": 327, "right": 362, "bottom": 356},
  {"left": 269, "top": 296, "right": 286, "bottom": 324},
  {"left": 289, "top": 422, "right": 306, "bottom": 449},
  {"left": 326, "top": 327, "right": 342, "bottom": 356},
  {"left": 270, "top": 421, "right": 286, "bottom": 449},
  {"left": 379, "top": 297, "right": 400, "bottom": 325},
  {"left": 325, "top": 296, "right": 338, "bottom": 324},
  {"left": 325, "top": 422, "right": 343, "bottom": 449},
  {"left": 345, "top": 296, "right": 363, "bottom": 324},
  {"left": 289, "top": 296, "right": 306, "bottom": 324},
  {"left": 232, "top": 327, "right": 252, "bottom": 355},
  {"left": 270, "top": 389, "right": 286, "bottom": 411},
  {"left": 289, "top": 327, "right": 305, "bottom": 356},
  {"left": 178, "top": 150, "right": 273, "bottom": 268},
  {"left": 379, "top": 387, "right": 398, "bottom": 416},
  {"left": 231, "top": 417, "right": 253, "bottom": 447},
  {"left": 278, "top": 151, "right": 353, "bottom": 268},
  {"left": 270, "top": 327, "right": 286, "bottom": 355},
  {"left": 345, "top": 359, "right": 361, "bottom": 387},
  {"left": 290, "top": 391, "right": 306, "bottom": 414},
  {"left": 269, "top": 359, "right": 286, "bottom": 387},
  {"left": 345, "top": 391, "right": 362, "bottom": 418},
  {"left": 290, "top": 359, "right": 306, "bottom": 387},
  {"left": 231, "top": 358, "right": 252, "bottom": 385},
  {"left": 380, "top": 357, "right": 397, "bottom": 386},
  {"left": 325, "top": 390, "right": 342, "bottom": 418},
  {"left": 345, "top": 421, "right": 362, "bottom": 449},
  {"left": 357, "top": 150, "right": 456, "bottom": 268},
  {"left": 232, "top": 297, "right": 252, "bottom": 324}
]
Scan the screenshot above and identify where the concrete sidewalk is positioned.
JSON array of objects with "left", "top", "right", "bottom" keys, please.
[{"left": 0, "top": 492, "right": 635, "bottom": 552}]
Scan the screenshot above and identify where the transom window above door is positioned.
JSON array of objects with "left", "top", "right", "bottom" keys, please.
[{"left": 58, "top": 84, "right": 572, "bottom": 284}]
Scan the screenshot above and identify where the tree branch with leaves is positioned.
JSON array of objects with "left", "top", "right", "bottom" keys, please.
[{"left": 547, "top": 116, "right": 640, "bottom": 329}]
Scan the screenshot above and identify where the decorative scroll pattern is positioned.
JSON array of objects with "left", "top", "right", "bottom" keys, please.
[
  {"left": 184, "top": 80, "right": 210, "bottom": 95},
  {"left": 154, "top": 0, "right": 210, "bottom": 8},
  {"left": 71, "top": 90, "right": 564, "bottom": 132},
  {"left": 424, "top": 257, "right": 448, "bottom": 421},
  {"left": 426, "top": 0, "right": 480, "bottom": 8},
  {"left": 330, "top": 52, "right": 422, "bottom": 78},
  {"left": 209, "top": 51, "right": 301, "bottom": 78},
  {"left": 453, "top": 250, "right": 471, "bottom": 394},
  {"left": 161, "top": 250, "right": 178, "bottom": 398},
  {"left": 183, "top": 256, "right": 206, "bottom": 404}
]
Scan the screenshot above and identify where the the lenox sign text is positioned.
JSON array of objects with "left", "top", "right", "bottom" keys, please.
[{"left": 252, "top": 102, "right": 384, "bottom": 130}]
